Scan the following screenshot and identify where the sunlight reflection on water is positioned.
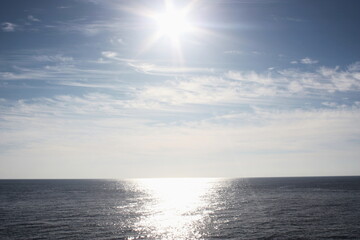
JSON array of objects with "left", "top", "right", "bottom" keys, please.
[
  {"left": 2, "top": 178, "right": 359, "bottom": 239},
  {"left": 130, "top": 178, "right": 220, "bottom": 239}
]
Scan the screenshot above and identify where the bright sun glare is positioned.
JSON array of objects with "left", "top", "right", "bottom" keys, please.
[
  {"left": 155, "top": 6, "right": 192, "bottom": 38},
  {"left": 134, "top": 0, "right": 202, "bottom": 62}
]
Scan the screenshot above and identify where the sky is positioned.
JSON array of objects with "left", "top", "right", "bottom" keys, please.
[{"left": 1, "top": 0, "right": 360, "bottom": 179}]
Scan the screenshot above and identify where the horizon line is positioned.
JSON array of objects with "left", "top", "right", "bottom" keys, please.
[{"left": 1, "top": 174, "right": 359, "bottom": 181}]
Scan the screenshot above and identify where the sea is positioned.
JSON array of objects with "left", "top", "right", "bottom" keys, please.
[{"left": 0, "top": 176, "right": 359, "bottom": 239}]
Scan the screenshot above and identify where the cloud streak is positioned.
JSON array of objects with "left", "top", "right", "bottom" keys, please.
[
  {"left": 301, "top": 57, "right": 319, "bottom": 64},
  {"left": 1, "top": 22, "right": 17, "bottom": 32},
  {"left": 2, "top": 51, "right": 360, "bottom": 109},
  {"left": 27, "top": 15, "right": 41, "bottom": 22}
]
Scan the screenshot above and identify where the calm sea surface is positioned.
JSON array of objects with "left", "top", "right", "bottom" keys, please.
[{"left": 0, "top": 177, "right": 360, "bottom": 239}]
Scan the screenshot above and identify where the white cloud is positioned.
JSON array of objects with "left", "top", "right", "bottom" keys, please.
[
  {"left": 2, "top": 50, "right": 360, "bottom": 110},
  {"left": 102, "top": 51, "right": 118, "bottom": 58},
  {"left": 226, "top": 70, "right": 274, "bottom": 85},
  {"left": 322, "top": 102, "right": 339, "bottom": 108},
  {"left": 288, "top": 81, "right": 303, "bottom": 93},
  {"left": 223, "top": 62, "right": 360, "bottom": 98},
  {"left": 291, "top": 58, "right": 319, "bottom": 65},
  {"left": 57, "top": 6, "right": 71, "bottom": 9},
  {"left": 127, "top": 62, "right": 213, "bottom": 75},
  {"left": 1, "top": 22, "right": 17, "bottom": 32},
  {"left": 224, "top": 50, "right": 263, "bottom": 56},
  {"left": 278, "top": 64, "right": 360, "bottom": 93},
  {"left": 300, "top": 57, "right": 319, "bottom": 64},
  {"left": 110, "top": 37, "right": 125, "bottom": 45},
  {"left": 252, "top": 51, "right": 263, "bottom": 55},
  {"left": 348, "top": 61, "right": 360, "bottom": 72},
  {"left": 133, "top": 74, "right": 280, "bottom": 107},
  {"left": 223, "top": 50, "right": 243, "bottom": 55},
  {"left": 55, "top": 19, "right": 139, "bottom": 36},
  {"left": 3, "top": 57, "right": 360, "bottom": 108},
  {"left": 0, "top": 54, "right": 128, "bottom": 83},
  {"left": 317, "top": 66, "right": 339, "bottom": 77},
  {"left": 33, "top": 54, "right": 73, "bottom": 62},
  {"left": 1, "top": 96, "right": 360, "bottom": 178},
  {"left": 27, "top": 15, "right": 40, "bottom": 22}
]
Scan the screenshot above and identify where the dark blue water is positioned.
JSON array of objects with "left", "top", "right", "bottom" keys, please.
[{"left": 0, "top": 177, "right": 360, "bottom": 239}]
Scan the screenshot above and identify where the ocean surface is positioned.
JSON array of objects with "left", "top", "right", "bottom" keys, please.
[{"left": 0, "top": 177, "right": 360, "bottom": 239}]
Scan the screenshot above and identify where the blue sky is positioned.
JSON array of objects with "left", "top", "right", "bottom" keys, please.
[{"left": 1, "top": 0, "right": 360, "bottom": 178}]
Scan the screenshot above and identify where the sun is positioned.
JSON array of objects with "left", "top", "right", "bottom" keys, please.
[
  {"left": 130, "top": 0, "right": 202, "bottom": 62},
  {"left": 154, "top": 5, "right": 192, "bottom": 39}
]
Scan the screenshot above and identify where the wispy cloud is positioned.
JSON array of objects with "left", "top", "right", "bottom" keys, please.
[
  {"left": 290, "top": 57, "right": 319, "bottom": 65},
  {"left": 273, "top": 16, "right": 306, "bottom": 23},
  {"left": 1, "top": 22, "right": 17, "bottom": 32},
  {"left": 33, "top": 54, "right": 73, "bottom": 63},
  {"left": 53, "top": 19, "right": 141, "bottom": 36},
  {"left": 223, "top": 50, "right": 263, "bottom": 56},
  {"left": 226, "top": 70, "right": 274, "bottom": 85},
  {"left": 2, "top": 51, "right": 360, "bottom": 107},
  {"left": 99, "top": 51, "right": 214, "bottom": 76},
  {"left": 27, "top": 15, "right": 41, "bottom": 22},
  {"left": 348, "top": 61, "right": 360, "bottom": 72},
  {"left": 279, "top": 65, "right": 360, "bottom": 92},
  {"left": 109, "top": 37, "right": 125, "bottom": 45},
  {"left": 0, "top": 51, "right": 130, "bottom": 85},
  {"left": 223, "top": 50, "right": 244, "bottom": 55},
  {"left": 301, "top": 57, "right": 319, "bottom": 64},
  {"left": 127, "top": 62, "right": 213, "bottom": 75},
  {"left": 101, "top": 51, "right": 118, "bottom": 58},
  {"left": 57, "top": 6, "right": 71, "bottom": 9}
]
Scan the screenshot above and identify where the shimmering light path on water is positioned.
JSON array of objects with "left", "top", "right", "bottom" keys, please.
[
  {"left": 131, "top": 178, "right": 216, "bottom": 239},
  {"left": 1, "top": 177, "right": 360, "bottom": 239}
]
